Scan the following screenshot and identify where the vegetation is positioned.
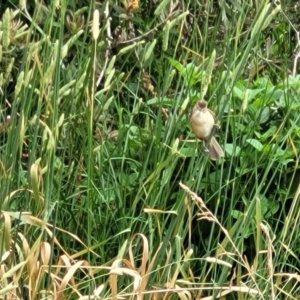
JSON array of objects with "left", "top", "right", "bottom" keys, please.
[{"left": 1, "top": 0, "right": 300, "bottom": 299}]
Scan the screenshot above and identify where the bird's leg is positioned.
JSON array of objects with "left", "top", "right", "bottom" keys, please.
[
  {"left": 206, "top": 123, "right": 220, "bottom": 144},
  {"left": 202, "top": 140, "right": 209, "bottom": 153},
  {"left": 202, "top": 124, "right": 220, "bottom": 154},
  {"left": 213, "top": 123, "right": 220, "bottom": 132}
]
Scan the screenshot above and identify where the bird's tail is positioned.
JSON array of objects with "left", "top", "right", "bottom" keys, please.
[{"left": 207, "top": 136, "right": 224, "bottom": 160}]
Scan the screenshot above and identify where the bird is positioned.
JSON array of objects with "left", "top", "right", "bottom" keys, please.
[{"left": 189, "top": 100, "right": 224, "bottom": 160}]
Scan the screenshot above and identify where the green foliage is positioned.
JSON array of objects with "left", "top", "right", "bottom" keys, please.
[{"left": 1, "top": 0, "right": 300, "bottom": 299}]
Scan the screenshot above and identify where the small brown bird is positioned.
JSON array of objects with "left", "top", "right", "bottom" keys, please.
[{"left": 189, "top": 100, "right": 224, "bottom": 160}]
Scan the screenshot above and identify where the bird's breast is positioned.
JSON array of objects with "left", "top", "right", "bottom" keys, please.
[{"left": 190, "top": 111, "right": 215, "bottom": 139}]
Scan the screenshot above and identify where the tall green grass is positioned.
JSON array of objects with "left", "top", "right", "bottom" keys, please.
[{"left": 1, "top": 0, "right": 300, "bottom": 299}]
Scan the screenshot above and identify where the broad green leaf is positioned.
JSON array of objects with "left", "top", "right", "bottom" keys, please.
[
  {"left": 246, "top": 139, "right": 263, "bottom": 151},
  {"left": 256, "top": 106, "right": 270, "bottom": 124},
  {"left": 225, "top": 144, "right": 241, "bottom": 156}
]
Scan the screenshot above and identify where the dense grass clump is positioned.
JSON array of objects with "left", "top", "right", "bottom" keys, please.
[{"left": 1, "top": 0, "right": 300, "bottom": 299}]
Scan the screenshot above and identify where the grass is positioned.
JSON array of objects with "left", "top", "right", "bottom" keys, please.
[{"left": 1, "top": 0, "right": 300, "bottom": 299}]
